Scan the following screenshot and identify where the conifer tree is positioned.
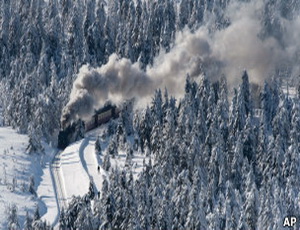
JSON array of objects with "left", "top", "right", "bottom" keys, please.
[
  {"left": 33, "top": 205, "right": 40, "bottom": 222},
  {"left": 103, "top": 154, "right": 111, "bottom": 171},
  {"left": 24, "top": 211, "right": 33, "bottom": 230},
  {"left": 95, "top": 136, "right": 102, "bottom": 155},
  {"left": 7, "top": 204, "right": 20, "bottom": 230}
]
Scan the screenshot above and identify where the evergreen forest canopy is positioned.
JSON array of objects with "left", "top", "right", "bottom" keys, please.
[
  {"left": 60, "top": 73, "right": 300, "bottom": 229},
  {"left": 1, "top": 0, "right": 300, "bottom": 229},
  {"left": 0, "top": 0, "right": 299, "bottom": 146}
]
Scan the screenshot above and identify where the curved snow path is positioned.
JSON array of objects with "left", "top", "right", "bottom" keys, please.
[
  {"left": 78, "top": 138, "right": 90, "bottom": 181},
  {"left": 81, "top": 137, "right": 105, "bottom": 193}
]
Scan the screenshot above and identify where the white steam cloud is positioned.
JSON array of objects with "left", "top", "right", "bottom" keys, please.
[
  {"left": 61, "top": 55, "right": 155, "bottom": 127},
  {"left": 61, "top": 0, "right": 300, "bottom": 127}
]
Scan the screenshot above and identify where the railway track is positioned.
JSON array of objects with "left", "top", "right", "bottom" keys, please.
[{"left": 51, "top": 151, "right": 68, "bottom": 212}]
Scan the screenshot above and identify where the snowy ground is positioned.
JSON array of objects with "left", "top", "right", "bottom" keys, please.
[
  {"left": 0, "top": 127, "right": 48, "bottom": 229},
  {"left": 87, "top": 127, "right": 152, "bottom": 179},
  {"left": 58, "top": 125, "right": 151, "bottom": 208},
  {"left": 60, "top": 139, "right": 90, "bottom": 202},
  {"left": 38, "top": 146, "right": 59, "bottom": 226},
  {"left": 0, "top": 122, "right": 150, "bottom": 229},
  {"left": 81, "top": 136, "right": 106, "bottom": 193}
]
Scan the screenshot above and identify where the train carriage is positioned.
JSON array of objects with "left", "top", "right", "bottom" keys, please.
[
  {"left": 58, "top": 104, "right": 119, "bottom": 149},
  {"left": 84, "top": 104, "right": 118, "bottom": 132}
]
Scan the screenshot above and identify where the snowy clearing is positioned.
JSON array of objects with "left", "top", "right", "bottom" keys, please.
[{"left": 0, "top": 127, "right": 44, "bottom": 229}]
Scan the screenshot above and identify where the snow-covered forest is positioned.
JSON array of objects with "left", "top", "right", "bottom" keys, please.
[
  {"left": 57, "top": 71, "right": 300, "bottom": 230},
  {"left": 1, "top": 0, "right": 300, "bottom": 229},
  {"left": 1, "top": 0, "right": 299, "bottom": 146}
]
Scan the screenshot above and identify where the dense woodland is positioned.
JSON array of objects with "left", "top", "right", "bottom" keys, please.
[
  {"left": 57, "top": 73, "right": 300, "bottom": 229},
  {"left": 1, "top": 0, "right": 299, "bottom": 146},
  {"left": 0, "top": 0, "right": 232, "bottom": 147},
  {"left": 1, "top": 0, "right": 300, "bottom": 229}
]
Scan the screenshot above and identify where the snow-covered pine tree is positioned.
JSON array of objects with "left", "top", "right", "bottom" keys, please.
[
  {"left": 103, "top": 154, "right": 111, "bottom": 171},
  {"left": 108, "top": 135, "right": 118, "bottom": 158},
  {"left": 139, "top": 106, "right": 152, "bottom": 153},
  {"left": 125, "top": 143, "right": 133, "bottom": 168},
  {"left": 28, "top": 175, "right": 36, "bottom": 196},
  {"left": 95, "top": 136, "right": 102, "bottom": 155},
  {"left": 120, "top": 100, "right": 134, "bottom": 136},
  {"left": 150, "top": 121, "right": 162, "bottom": 157},
  {"left": 7, "top": 204, "right": 20, "bottom": 230},
  {"left": 243, "top": 165, "right": 259, "bottom": 230},
  {"left": 88, "top": 180, "right": 95, "bottom": 200},
  {"left": 58, "top": 207, "right": 67, "bottom": 230},
  {"left": 74, "top": 207, "right": 93, "bottom": 230},
  {"left": 24, "top": 211, "right": 33, "bottom": 230},
  {"left": 185, "top": 169, "right": 207, "bottom": 229},
  {"left": 33, "top": 205, "right": 40, "bottom": 222}
]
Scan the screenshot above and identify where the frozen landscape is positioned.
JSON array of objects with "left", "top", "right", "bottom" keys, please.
[
  {"left": 0, "top": 127, "right": 48, "bottom": 229},
  {"left": 1, "top": 0, "right": 300, "bottom": 229},
  {"left": 0, "top": 123, "right": 151, "bottom": 229}
]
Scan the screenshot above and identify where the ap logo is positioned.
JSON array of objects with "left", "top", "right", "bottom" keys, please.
[{"left": 283, "top": 216, "right": 297, "bottom": 228}]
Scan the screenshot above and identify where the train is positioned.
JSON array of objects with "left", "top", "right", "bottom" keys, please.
[
  {"left": 84, "top": 104, "right": 119, "bottom": 132},
  {"left": 57, "top": 104, "right": 119, "bottom": 149}
]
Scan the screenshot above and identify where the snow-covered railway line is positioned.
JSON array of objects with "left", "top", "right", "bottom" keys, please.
[
  {"left": 57, "top": 140, "right": 90, "bottom": 207},
  {"left": 51, "top": 151, "right": 67, "bottom": 213}
]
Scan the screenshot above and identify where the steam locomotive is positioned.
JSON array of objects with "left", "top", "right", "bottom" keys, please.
[{"left": 57, "top": 104, "right": 119, "bottom": 149}]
